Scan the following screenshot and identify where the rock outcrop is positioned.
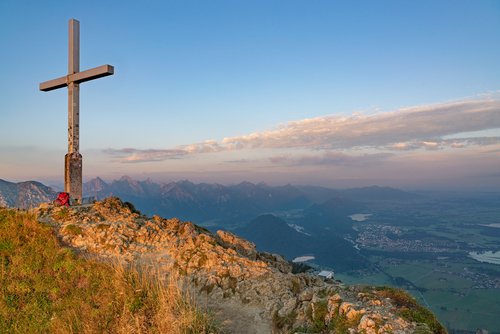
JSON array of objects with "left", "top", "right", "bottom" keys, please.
[{"left": 37, "top": 198, "right": 442, "bottom": 333}]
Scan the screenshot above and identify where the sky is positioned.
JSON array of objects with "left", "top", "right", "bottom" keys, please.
[{"left": 1, "top": 0, "right": 499, "bottom": 190}]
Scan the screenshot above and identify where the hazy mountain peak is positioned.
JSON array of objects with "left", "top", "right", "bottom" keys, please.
[
  {"left": 142, "top": 177, "right": 155, "bottom": 184},
  {"left": 236, "top": 181, "right": 256, "bottom": 188},
  {"left": 177, "top": 179, "right": 195, "bottom": 186},
  {"left": 118, "top": 175, "right": 135, "bottom": 183},
  {"left": 85, "top": 177, "right": 109, "bottom": 188}
]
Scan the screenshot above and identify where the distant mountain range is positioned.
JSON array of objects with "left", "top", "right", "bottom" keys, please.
[
  {"left": 0, "top": 179, "right": 57, "bottom": 208},
  {"left": 82, "top": 176, "right": 419, "bottom": 226},
  {"left": 1, "top": 176, "right": 421, "bottom": 271},
  {"left": 84, "top": 176, "right": 313, "bottom": 225},
  {"left": 0, "top": 176, "right": 419, "bottom": 217}
]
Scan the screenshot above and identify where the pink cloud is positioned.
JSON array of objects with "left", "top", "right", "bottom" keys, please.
[{"left": 104, "top": 95, "right": 500, "bottom": 163}]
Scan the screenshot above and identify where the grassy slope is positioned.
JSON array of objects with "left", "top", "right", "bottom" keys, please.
[
  {"left": 0, "top": 208, "right": 219, "bottom": 334},
  {"left": 374, "top": 287, "right": 446, "bottom": 334}
]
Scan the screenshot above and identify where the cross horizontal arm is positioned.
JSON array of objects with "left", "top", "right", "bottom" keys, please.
[
  {"left": 39, "top": 76, "right": 67, "bottom": 91},
  {"left": 39, "top": 64, "right": 114, "bottom": 91},
  {"left": 73, "top": 64, "right": 114, "bottom": 84}
]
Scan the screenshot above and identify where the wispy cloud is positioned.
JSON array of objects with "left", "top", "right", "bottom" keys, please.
[
  {"left": 387, "top": 137, "right": 500, "bottom": 151},
  {"left": 219, "top": 97, "right": 500, "bottom": 150},
  {"left": 105, "top": 95, "right": 500, "bottom": 163},
  {"left": 268, "top": 152, "right": 394, "bottom": 166},
  {"left": 103, "top": 148, "right": 188, "bottom": 163}
]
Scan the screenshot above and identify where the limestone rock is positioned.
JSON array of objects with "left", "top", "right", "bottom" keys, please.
[
  {"left": 35, "top": 198, "right": 439, "bottom": 333},
  {"left": 358, "top": 314, "right": 377, "bottom": 334}
]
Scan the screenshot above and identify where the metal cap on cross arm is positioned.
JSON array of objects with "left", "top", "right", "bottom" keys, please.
[{"left": 39, "top": 19, "right": 114, "bottom": 204}]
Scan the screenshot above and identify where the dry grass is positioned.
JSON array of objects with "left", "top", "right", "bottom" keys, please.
[
  {"left": 375, "top": 286, "right": 446, "bottom": 334},
  {"left": 0, "top": 208, "right": 220, "bottom": 334}
]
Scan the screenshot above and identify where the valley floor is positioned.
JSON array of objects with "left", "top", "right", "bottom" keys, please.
[{"left": 333, "top": 199, "right": 500, "bottom": 333}]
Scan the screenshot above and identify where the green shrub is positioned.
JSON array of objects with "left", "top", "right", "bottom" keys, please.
[
  {"left": 273, "top": 310, "right": 297, "bottom": 330},
  {"left": 124, "top": 201, "right": 141, "bottom": 214},
  {"left": 64, "top": 224, "right": 83, "bottom": 235},
  {"left": 291, "top": 278, "right": 301, "bottom": 294},
  {"left": 311, "top": 300, "right": 328, "bottom": 331},
  {"left": 53, "top": 207, "right": 70, "bottom": 220}
]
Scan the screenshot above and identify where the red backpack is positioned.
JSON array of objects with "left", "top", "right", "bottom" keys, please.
[{"left": 54, "top": 192, "right": 70, "bottom": 207}]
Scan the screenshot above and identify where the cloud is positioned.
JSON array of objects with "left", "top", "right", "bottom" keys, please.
[
  {"left": 103, "top": 148, "right": 188, "bottom": 163},
  {"left": 183, "top": 140, "right": 224, "bottom": 154},
  {"left": 388, "top": 137, "right": 500, "bottom": 151},
  {"left": 219, "top": 97, "right": 500, "bottom": 150},
  {"left": 268, "top": 152, "right": 394, "bottom": 166},
  {"left": 104, "top": 95, "right": 500, "bottom": 163}
]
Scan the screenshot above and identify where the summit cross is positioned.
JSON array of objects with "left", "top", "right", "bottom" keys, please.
[{"left": 40, "top": 19, "right": 114, "bottom": 204}]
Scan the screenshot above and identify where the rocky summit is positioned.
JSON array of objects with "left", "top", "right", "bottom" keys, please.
[{"left": 36, "top": 197, "right": 444, "bottom": 333}]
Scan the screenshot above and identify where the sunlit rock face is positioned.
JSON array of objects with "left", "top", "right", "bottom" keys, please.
[{"left": 36, "top": 197, "right": 442, "bottom": 333}]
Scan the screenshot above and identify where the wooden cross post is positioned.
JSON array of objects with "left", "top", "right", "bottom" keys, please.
[{"left": 40, "top": 19, "right": 114, "bottom": 204}]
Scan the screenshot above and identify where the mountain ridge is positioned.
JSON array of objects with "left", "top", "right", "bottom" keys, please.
[
  {"left": 0, "top": 178, "right": 57, "bottom": 208},
  {"left": 81, "top": 176, "right": 419, "bottom": 224},
  {"left": 0, "top": 177, "right": 419, "bottom": 214}
]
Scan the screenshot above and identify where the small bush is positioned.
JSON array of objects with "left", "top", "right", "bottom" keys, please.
[
  {"left": 124, "top": 201, "right": 141, "bottom": 214},
  {"left": 64, "top": 224, "right": 83, "bottom": 235},
  {"left": 328, "top": 314, "right": 350, "bottom": 333},
  {"left": 53, "top": 207, "right": 70, "bottom": 220},
  {"left": 311, "top": 300, "right": 328, "bottom": 331},
  {"left": 291, "top": 278, "right": 301, "bottom": 294},
  {"left": 96, "top": 223, "right": 110, "bottom": 231},
  {"left": 273, "top": 310, "right": 297, "bottom": 330}
]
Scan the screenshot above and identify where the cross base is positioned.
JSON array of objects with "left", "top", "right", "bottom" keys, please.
[{"left": 65, "top": 152, "right": 82, "bottom": 204}]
